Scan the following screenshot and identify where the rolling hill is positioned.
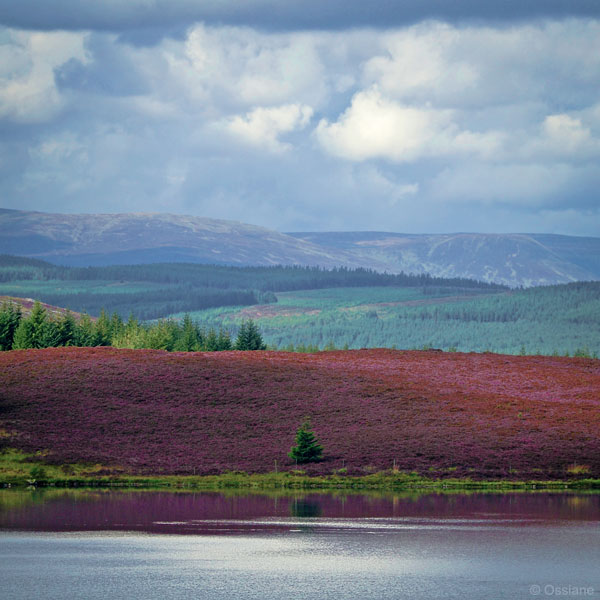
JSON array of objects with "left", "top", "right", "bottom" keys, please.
[
  {"left": 0, "top": 296, "right": 91, "bottom": 321},
  {"left": 1, "top": 208, "right": 599, "bottom": 286},
  {"left": 288, "top": 231, "right": 600, "bottom": 287},
  {"left": 0, "top": 208, "right": 375, "bottom": 270},
  {"left": 174, "top": 282, "right": 600, "bottom": 356}
]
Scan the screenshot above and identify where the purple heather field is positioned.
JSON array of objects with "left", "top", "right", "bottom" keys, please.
[{"left": 1, "top": 347, "right": 599, "bottom": 478}]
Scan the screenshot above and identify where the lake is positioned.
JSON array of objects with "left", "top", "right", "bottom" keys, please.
[{"left": 1, "top": 490, "right": 599, "bottom": 599}]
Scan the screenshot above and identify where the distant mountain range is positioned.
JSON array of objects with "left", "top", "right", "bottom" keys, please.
[{"left": 1, "top": 208, "right": 599, "bottom": 287}]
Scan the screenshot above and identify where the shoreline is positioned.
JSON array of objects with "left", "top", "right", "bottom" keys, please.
[
  {"left": 3, "top": 451, "right": 599, "bottom": 492},
  {"left": 3, "top": 471, "right": 600, "bottom": 492}
]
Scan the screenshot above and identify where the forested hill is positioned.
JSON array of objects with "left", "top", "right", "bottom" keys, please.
[
  {"left": 0, "top": 255, "right": 503, "bottom": 319},
  {"left": 0, "top": 255, "right": 503, "bottom": 289}
]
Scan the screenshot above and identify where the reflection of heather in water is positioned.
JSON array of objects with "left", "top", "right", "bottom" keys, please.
[{"left": 0, "top": 491, "right": 598, "bottom": 534}]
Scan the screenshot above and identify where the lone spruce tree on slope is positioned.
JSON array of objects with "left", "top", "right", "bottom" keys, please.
[{"left": 289, "top": 418, "right": 323, "bottom": 464}]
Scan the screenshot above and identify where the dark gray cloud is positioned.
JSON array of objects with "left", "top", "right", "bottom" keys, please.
[{"left": 1, "top": 0, "right": 599, "bottom": 34}]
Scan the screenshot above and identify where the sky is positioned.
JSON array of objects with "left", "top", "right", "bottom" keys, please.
[{"left": 1, "top": 1, "right": 599, "bottom": 235}]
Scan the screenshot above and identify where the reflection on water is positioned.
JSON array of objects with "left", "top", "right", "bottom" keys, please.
[
  {"left": 0, "top": 490, "right": 599, "bottom": 600},
  {"left": 290, "top": 498, "right": 323, "bottom": 518},
  {"left": 0, "top": 489, "right": 598, "bottom": 534}
]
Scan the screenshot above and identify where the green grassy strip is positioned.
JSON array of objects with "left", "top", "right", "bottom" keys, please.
[
  {"left": 3, "top": 473, "right": 600, "bottom": 491},
  {"left": 2, "top": 450, "right": 599, "bottom": 491}
]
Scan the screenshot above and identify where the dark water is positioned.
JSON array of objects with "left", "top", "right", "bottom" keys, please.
[{"left": 1, "top": 490, "right": 599, "bottom": 599}]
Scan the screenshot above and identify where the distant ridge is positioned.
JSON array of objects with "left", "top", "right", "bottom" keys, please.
[
  {"left": 0, "top": 208, "right": 377, "bottom": 270},
  {"left": 1, "top": 208, "right": 599, "bottom": 286},
  {"left": 288, "top": 231, "right": 600, "bottom": 287}
]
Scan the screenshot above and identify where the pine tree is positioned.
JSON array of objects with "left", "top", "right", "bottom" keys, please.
[
  {"left": 56, "top": 311, "right": 77, "bottom": 346},
  {"left": 12, "top": 301, "right": 48, "bottom": 349},
  {"left": 75, "top": 314, "right": 96, "bottom": 347},
  {"left": 173, "top": 314, "right": 200, "bottom": 351},
  {"left": 217, "top": 328, "right": 232, "bottom": 350},
  {"left": 289, "top": 418, "right": 323, "bottom": 464},
  {"left": 203, "top": 328, "right": 219, "bottom": 351},
  {"left": 0, "top": 302, "right": 22, "bottom": 350},
  {"left": 145, "top": 319, "right": 177, "bottom": 350},
  {"left": 94, "top": 309, "right": 112, "bottom": 346},
  {"left": 109, "top": 312, "right": 124, "bottom": 341},
  {"left": 234, "top": 319, "right": 266, "bottom": 350}
]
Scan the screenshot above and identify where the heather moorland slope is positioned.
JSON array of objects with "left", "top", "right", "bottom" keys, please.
[{"left": 1, "top": 347, "right": 598, "bottom": 480}]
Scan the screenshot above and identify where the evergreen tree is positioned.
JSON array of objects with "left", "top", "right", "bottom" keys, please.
[
  {"left": 145, "top": 319, "right": 177, "bottom": 350},
  {"left": 234, "top": 319, "right": 266, "bottom": 350},
  {"left": 94, "top": 309, "right": 112, "bottom": 346},
  {"left": 75, "top": 314, "right": 96, "bottom": 347},
  {"left": 12, "top": 301, "right": 50, "bottom": 349},
  {"left": 217, "top": 328, "right": 232, "bottom": 350},
  {"left": 109, "top": 312, "right": 124, "bottom": 340},
  {"left": 289, "top": 418, "right": 323, "bottom": 464},
  {"left": 0, "top": 302, "right": 22, "bottom": 350},
  {"left": 125, "top": 313, "right": 139, "bottom": 332},
  {"left": 37, "top": 319, "right": 61, "bottom": 348},
  {"left": 56, "top": 311, "right": 77, "bottom": 346},
  {"left": 203, "top": 328, "right": 219, "bottom": 351},
  {"left": 173, "top": 314, "right": 200, "bottom": 351},
  {"left": 11, "top": 318, "right": 34, "bottom": 349},
  {"left": 111, "top": 313, "right": 147, "bottom": 349}
]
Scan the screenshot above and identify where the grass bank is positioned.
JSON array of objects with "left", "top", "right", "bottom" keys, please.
[{"left": 2, "top": 450, "right": 599, "bottom": 492}]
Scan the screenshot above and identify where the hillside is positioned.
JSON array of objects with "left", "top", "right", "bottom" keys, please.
[
  {"left": 0, "top": 208, "right": 373, "bottom": 270},
  {"left": 0, "top": 296, "right": 91, "bottom": 321},
  {"left": 2, "top": 209, "right": 599, "bottom": 286},
  {"left": 289, "top": 231, "right": 600, "bottom": 287},
  {"left": 1, "top": 347, "right": 598, "bottom": 479},
  {"left": 1, "top": 254, "right": 597, "bottom": 356},
  {"left": 173, "top": 282, "right": 600, "bottom": 356},
  {"left": 0, "top": 254, "right": 500, "bottom": 320}
]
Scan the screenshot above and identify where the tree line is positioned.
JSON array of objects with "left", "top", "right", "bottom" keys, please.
[
  {"left": 0, "top": 254, "right": 506, "bottom": 320},
  {"left": 0, "top": 301, "right": 266, "bottom": 352},
  {"left": 0, "top": 254, "right": 508, "bottom": 320},
  {"left": 0, "top": 255, "right": 506, "bottom": 290}
]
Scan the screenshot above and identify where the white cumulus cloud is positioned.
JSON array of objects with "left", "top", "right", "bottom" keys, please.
[
  {"left": 316, "top": 87, "right": 501, "bottom": 162},
  {"left": 227, "top": 103, "right": 313, "bottom": 152},
  {"left": 542, "top": 114, "right": 594, "bottom": 153}
]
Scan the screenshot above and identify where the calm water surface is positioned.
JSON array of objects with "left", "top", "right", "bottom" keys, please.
[{"left": 1, "top": 490, "right": 599, "bottom": 600}]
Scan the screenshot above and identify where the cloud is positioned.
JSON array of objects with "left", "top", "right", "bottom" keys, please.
[
  {"left": 506, "top": 110, "right": 600, "bottom": 163},
  {"left": 176, "top": 25, "right": 328, "bottom": 109},
  {"left": 227, "top": 104, "right": 313, "bottom": 152},
  {"left": 361, "top": 20, "right": 600, "bottom": 109},
  {"left": 0, "top": 18, "right": 599, "bottom": 237},
  {"left": 55, "top": 35, "right": 149, "bottom": 96},
  {"left": 1, "top": 1, "right": 599, "bottom": 34},
  {"left": 0, "top": 30, "right": 87, "bottom": 122},
  {"left": 540, "top": 114, "right": 597, "bottom": 155},
  {"left": 362, "top": 23, "right": 479, "bottom": 106},
  {"left": 316, "top": 88, "right": 501, "bottom": 162}
]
